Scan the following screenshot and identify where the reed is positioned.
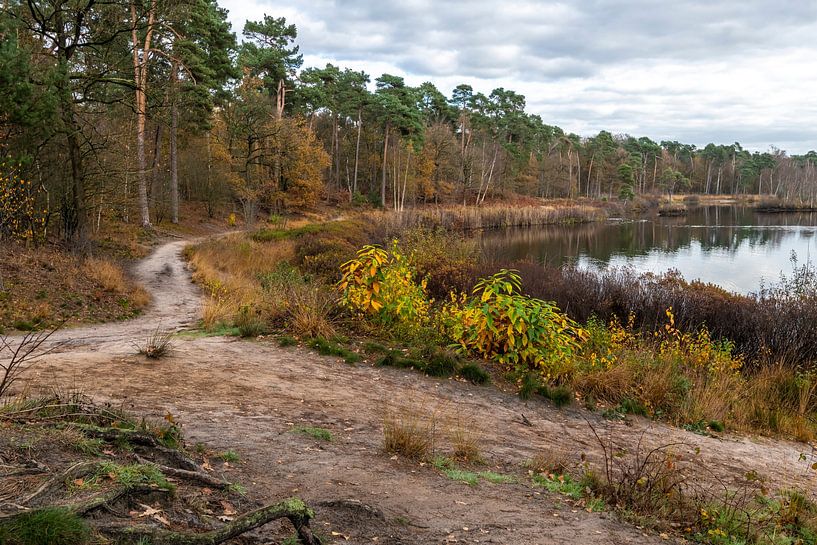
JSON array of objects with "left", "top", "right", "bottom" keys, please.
[{"left": 368, "top": 204, "right": 606, "bottom": 233}]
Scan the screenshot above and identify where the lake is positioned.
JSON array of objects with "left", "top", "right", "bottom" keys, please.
[{"left": 479, "top": 206, "right": 817, "bottom": 294}]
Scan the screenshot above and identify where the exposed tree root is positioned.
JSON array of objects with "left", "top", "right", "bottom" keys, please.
[
  {"left": 73, "top": 424, "right": 200, "bottom": 470},
  {"left": 98, "top": 498, "right": 321, "bottom": 545},
  {"left": 17, "top": 461, "right": 98, "bottom": 508},
  {"left": 69, "top": 484, "right": 170, "bottom": 515},
  {"left": 134, "top": 455, "right": 231, "bottom": 489},
  {"left": 69, "top": 424, "right": 163, "bottom": 448}
]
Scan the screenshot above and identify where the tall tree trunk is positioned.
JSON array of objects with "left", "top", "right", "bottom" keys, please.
[
  {"left": 131, "top": 0, "right": 156, "bottom": 228},
  {"left": 400, "top": 147, "right": 410, "bottom": 211},
  {"left": 716, "top": 166, "right": 722, "bottom": 195},
  {"left": 169, "top": 61, "right": 179, "bottom": 223},
  {"left": 54, "top": 8, "right": 86, "bottom": 244},
  {"left": 380, "top": 124, "right": 389, "bottom": 208},
  {"left": 275, "top": 79, "right": 285, "bottom": 119},
  {"left": 334, "top": 113, "right": 341, "bottom": 189},
  {"left": 706, "top": 161, "right": 714, "bottom": 194},
  {"left": 353, "top": 109, "right": 361, "bottom": 198},
  {"left": 150, "top": 123, "right": 163, "bottom": 214}
]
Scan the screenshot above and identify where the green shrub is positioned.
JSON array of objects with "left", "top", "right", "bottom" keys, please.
[
  {"left": 416, "top": 346, "right": 459, "bottom": 378},
  {"left": 0, "top": 508, "right": 91, "bottom": 545},
  {"left": 306, "top": 337, "right": 361, "bottom": 364},
  {"left": 278, "top": 334, "right": 297, "bottom": 347},
  {"left": 619, "top": 397, "right": 648, "bottom": 416},
  {"left": 362, "top": 341, "right": 389, "bottom": 354},
  {"left": 375, "top": 351, "right": 425, "bottom": 371},
  {"left": 708, "top": 420, "right": 725, "bottom": 432},
  {"left": 234, "top": 305, "right": 267, "bottom": 337},
  {"left": 458, "top": 362, "right": 491, "bottom": 385},
  {"left": 339, "top": 244, "right": 431, "bottom": 331},
  {"left": 519, "top": 373, "right": 540, "bottom": 401},
  {"left": 541, "top": 384, "right": 573, "bottom": 408}
]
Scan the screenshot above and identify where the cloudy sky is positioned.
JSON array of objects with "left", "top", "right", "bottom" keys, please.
[{"left": 219, "top": 0, "right": 817, "bottom": 154}]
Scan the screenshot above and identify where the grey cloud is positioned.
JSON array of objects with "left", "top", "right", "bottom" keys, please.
[{"left": 225, "top": 0, "right": 817, "bottom": 152}]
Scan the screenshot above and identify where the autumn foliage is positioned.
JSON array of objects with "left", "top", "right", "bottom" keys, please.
[{"left": 0, "top": 161, "right": 46, "bottom": 244}]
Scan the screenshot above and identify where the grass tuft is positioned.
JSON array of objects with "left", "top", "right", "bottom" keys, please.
[
  {"left": 277, "top": 334, "right": 298, "bottom": 347},
  {"left": 383, "top": 406, "right": 435, "bottom": 460},
  {"left": 0, "top": 508, "right": 91, "bottom": 545},
  {"left": 306, "top": 337, "right": 361, "bottom": 364},
  {"left": 219, "top": 450, "right": 240, "bottom": 462},
  {"left": 97, "top": 461, "right": 174, "bottom": 491},
  {"left": 291, "top": 426, "right": 333, "bottom": 442},
  {"left": 458, "top": 362, "right": 491, "bottom": 385},
  {"left": 134, "top": 326, "right": 173, "bottom": 359}
]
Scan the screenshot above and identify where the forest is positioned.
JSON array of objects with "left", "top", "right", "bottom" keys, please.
[{"left": 2, "top": 0, "right": 817, "bottom": 248}]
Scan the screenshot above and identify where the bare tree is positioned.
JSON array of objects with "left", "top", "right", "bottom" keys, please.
[{"left": 0, "top": 329, "right": 61, "bottom": 398}]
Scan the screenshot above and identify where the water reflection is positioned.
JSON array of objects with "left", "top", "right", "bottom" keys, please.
[{"left": 479, "top": 206, "right": 817, "bottom": 294}]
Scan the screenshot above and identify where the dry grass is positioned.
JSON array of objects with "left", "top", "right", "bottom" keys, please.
[
  {"left": 129, "top": 286, "right": 151, "bottom": 310},
  {"left": 678, "top": 372, "right": 743, "bottom": 426},
  {"left": 82, "top": 257, "right": 150, "bottom": 312},
  {"left": 382, "top": 401, "right": 440, "bottom": 460},
  {"left": 287, "top": 285, "right": 336, "bottom": 339},
  {"left": 368, "top": 204, "right": 606, "bottom": 233},
  {"left": 572, "top": 360, "right": 637, "bottom": 404},
  {"left": 134, "top": 326, "right": 173, "bottom": 359},
  {"left": 527, "top": 449, "right": 573, "bottom": 475},
  {"left": 445, "top": 411, "right": 482, "bottom": 463},
  {"left": 728, "top": 364, "right": 817, "bottom": 442},
  {"left": 84, "top": 257, "right": 128, "bottom": 293},
  {"left": 186, "top": 234, "right": 296, "bottom": 329},
  {"left": 1, "top": 243, "right": 150, "bottom": 330}
]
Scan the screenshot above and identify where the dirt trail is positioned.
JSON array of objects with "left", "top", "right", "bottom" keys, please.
[
  {"left": 48, "top": 238, "right": 201, "bottom": 350},
  {"left": 16, "top": 238, "right": 817, "bottom": 544}
]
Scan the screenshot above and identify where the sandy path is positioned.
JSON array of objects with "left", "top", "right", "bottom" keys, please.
[
  {"left": 46, "top": 238, "right": 201, "bottom": 350},
  {"left": 15, "top": 238, "right": 817, "bottom": 544}
]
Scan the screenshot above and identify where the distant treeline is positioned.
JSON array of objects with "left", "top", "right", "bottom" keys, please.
[{"left": 2, "top": 3, "right": 815, "bottom": 246}]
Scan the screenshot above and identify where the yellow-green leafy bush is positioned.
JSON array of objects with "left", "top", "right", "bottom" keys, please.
[
  {"left": 338, "top": 244, "right": 431, "bottom": 330},
  {"left": 442, "top": 269, "right": 586, "bottom": 379}
]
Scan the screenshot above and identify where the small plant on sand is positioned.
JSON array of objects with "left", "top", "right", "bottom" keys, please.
[
  {"left": 383, "top": 404, "right": 437, "bottom": 460},
  {"left": 134, "top": 325, "right": 173, "bottom": 359},
  {"left": 532, "top": 472, "right": 584, "bottom": 499},
  {"left": 234, "top": 305, "right": 267, "bottom": 337},
  {"left": 291, "top": 426, "right": 333, "bottom": 442},
  {"left": 220, "top": 450, "right": 240, "bottom": 462},
  {"left": 96, "top": 462, "right": 174, "bottom": 491},
  {"left": 305, "top": 337, "right": 361, "bottom": 364},
  {"left": 446, "top": 412, "right": 482, "bottom": 463}
]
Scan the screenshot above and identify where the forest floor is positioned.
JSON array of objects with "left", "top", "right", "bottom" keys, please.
[{"left": 9, "top": 235, "right": 817, "bottom": 544}]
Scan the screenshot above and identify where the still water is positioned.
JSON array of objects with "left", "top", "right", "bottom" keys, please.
[{"left": 480, "top": 206, "right": 817, "bottom": 294}]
